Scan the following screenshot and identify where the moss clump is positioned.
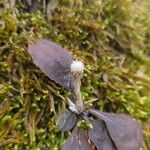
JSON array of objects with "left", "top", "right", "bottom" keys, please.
[{"left": 0, "top": 0, "right": 150, "bottom": 149}]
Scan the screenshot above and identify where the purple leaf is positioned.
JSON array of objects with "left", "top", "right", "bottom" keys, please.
[
  {"left": 89, "top": 119, "right": 116, "bottom": 150},
  {"left": 88, "top": 109, "right": 142, "bottom": 150},
  {"left": 62, "top": 127, "right": 95, "bottom": 150},
  {"left": 57, "top": 110, "right": 77, "bottom": 132},
  {"left": 28, "top": 39, "right": 73, "bottom": 89}
]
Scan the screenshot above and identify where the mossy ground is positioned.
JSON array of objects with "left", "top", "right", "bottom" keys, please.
[{"left": 0, "top": 0, "right": 150, "bottom": 149}]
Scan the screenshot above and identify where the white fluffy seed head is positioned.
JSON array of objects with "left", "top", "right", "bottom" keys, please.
[{"left": 70, "top": 60, "right": 84, "bottom": 74}]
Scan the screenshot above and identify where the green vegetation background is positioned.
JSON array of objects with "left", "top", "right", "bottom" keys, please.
[{"left": 0, "top": 0, "right": 150, "bottom": 149}]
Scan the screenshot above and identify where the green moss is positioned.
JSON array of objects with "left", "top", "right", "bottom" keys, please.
[{"left": 0, "top": 0, "right": 150, "bottom": 149}]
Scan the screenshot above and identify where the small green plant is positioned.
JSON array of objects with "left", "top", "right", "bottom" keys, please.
[{"left": 28, "top": 39, "right": 143, "bottom": 150}]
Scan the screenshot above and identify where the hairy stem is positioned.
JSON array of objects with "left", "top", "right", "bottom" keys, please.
[{"left": 70, "top": 72, "right": 85, "bottom": 113}]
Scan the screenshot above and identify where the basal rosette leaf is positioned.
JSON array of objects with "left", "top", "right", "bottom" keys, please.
[
  {"left": 57, "top": 110, "right": 77, "bottom": 132},
  {"left": 62, "top": 127, "right": 95, "bottom": 150},
  {"left": 28, "top": 39, "right": 73, "bottom": 90},
  {"left": 89, "top": 119, "right": 116, "bottom": 150},
  {"left": 87, "top": 109, "right": 142, "bottom": 150}
]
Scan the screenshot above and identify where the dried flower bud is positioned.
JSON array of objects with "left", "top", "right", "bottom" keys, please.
[{"left": 71, "top": 60, "right": 84, "bottom": 75}]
